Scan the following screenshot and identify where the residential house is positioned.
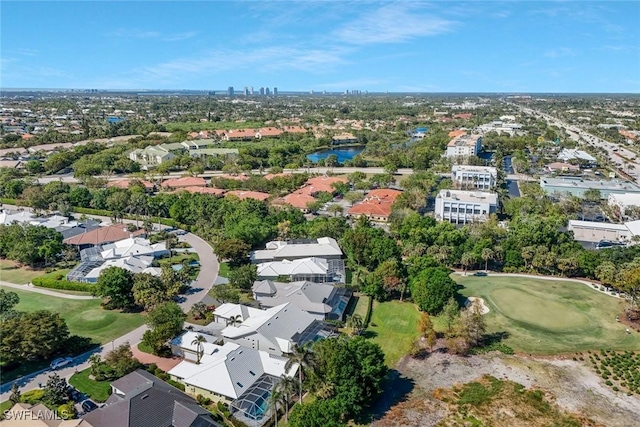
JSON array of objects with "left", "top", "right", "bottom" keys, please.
[
  {"left": 331, "top": 133, "right": 358, "bottom": 145},
  {"left": 63, "top": 224, "right": 146, "bottom": 249},
  {"left": 225, "top": 190, "right": 271, "bottom": 201},
  {"left": 256, "top": 257, "right": 344, "bottom": 283},
  {"left": 168, "top": 332, "right": 296, "bottom": 425},
  {"left": 106, "top": 179, "right": 154, "bottom": 191},
  {"left": 175, "top": 186, "right": 225, "bottom": 196},
  {"left": 250, "top": 237, "right": 343, "bottom": 263},
  {"left": 0, "top": 403, "right": 83, "bottom": 426},
  {"left": 252, "top": 280, "right": 351, "bottom": 321},
  {"left": 161, "top": 177, "right": 207, "bottom": 189},
  {"left": 546, "top": 162, "right": 580, "bottom": 173},
  {"left": 347, "top": 188, "right": 402, "bottom": 222},
  {"left": 212, "top": 302, "right": 332, "bottom": 355},
  {"left": 80, "top": 370, "right": 221, "bottom": 427}
]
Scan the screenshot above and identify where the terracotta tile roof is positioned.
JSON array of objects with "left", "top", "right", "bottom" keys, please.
[
  {"left": 263, "top": 172, "right": 291, "bottom": 180},
  {"left": 347, "top": 189, "right": 402, "bottom": 219},
  {"left": 107, "top": 179, "right": 154, "bottom": 190},
  {"left": 257, "top": 127, "right": 282, "bottom": 137},
  {"left": 304, "top": 176, "right": 348, "bottom": 194},
  {"left": 282, "top": 190, "right": 316, "bottom": 209},
  {"left": 225, "top": 190, "right": 271, "bottom": 201},
  {"left": 175, "top": 186, "right": 225, "bottom": 196},
  {"left": 161, "top": 176, "right": 207, "bottom": 188},
  {"left": 448, "top": 129, "right": 467, "bottom": 138},
  {"left": 216, "top": 173, "right": 250, "bottom": 181},
  {"left": 64, "top": 224, "right": 145, "bottom": 246},
  {"left": 282, "top": 126, "right": 307, "bottom": 133},
  {"left": 453, "top": 113, "right": 473, "bottom": 120},
  {"left": 21, "top": 133, "right": 35, "bottom": 139}
]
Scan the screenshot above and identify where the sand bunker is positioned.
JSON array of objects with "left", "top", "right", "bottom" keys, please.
[{"left": 466, "top": 296, "right": 490, "bottom": 314}]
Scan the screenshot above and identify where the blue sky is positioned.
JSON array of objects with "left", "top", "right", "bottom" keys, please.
[{"left": 2, "top": 1, "right": 639, "bottom": 92}]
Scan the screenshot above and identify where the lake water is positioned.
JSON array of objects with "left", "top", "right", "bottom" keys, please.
[{"left": 306, "top": 147, "right": 365, "bottom": 163}]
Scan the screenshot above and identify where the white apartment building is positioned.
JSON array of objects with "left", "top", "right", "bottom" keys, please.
[
  {"left": 435, "top": 189, "right": 498, "bottom": 224},
  {"left": 446, "top": 134, "right": 482, "bottom": 157},
  {"left": 452, "top": 165, "right": 497, "bottom": 190}
]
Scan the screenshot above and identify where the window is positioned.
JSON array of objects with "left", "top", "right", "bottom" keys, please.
[{"left": 444, "top": 206, "right": 450, "bottom": 212}]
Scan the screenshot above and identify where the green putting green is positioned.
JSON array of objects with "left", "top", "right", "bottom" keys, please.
[
  {"left": 489, "top": 288, "right": 590, "bottom": 331},
  {"left": 454, "top": 275, "right": 640, "bottom": 354}
]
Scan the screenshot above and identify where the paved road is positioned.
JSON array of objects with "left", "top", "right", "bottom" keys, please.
[
  {"left": 37, "top": 167, "right": 535, "bottom": 184},
  {"left": 0, "top": 281, "right": 96, "bottom": 300},
  {"left": 0, "top": 211, "right": 219, "bottom": 401}
]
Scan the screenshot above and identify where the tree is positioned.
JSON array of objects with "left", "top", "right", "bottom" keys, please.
[
  {"left": 104, "top": 342, "right": 143, "bottom": 378},
  {"left": 228, "top": 264, "right": 257, "bottom": 291},
  {"left": 583, "top": 188, "right": 602, "bottom": 203},
  {"left": 43, "top": 373, "right": 70, "bottom": 406},
  {"left": 620, "top": 266, "right": 640, "bottom": 313},
  {"left": 9, "top": 383, "right": 21, "bottom": 405},
  {"left": 191, "top": 334, "right": 207, "bottom": 364},
  {"left": 213, "top": 238, "right": 250, "bottom": 266},
  {"left": 0, "top": 310, "right": 69, "bottom": 362},
  {"left": 226, "top": 314, "right": 243, "bottom": 327},
  {"left": 96, "top": 267, "right": 134, "bottom": 310},
  {"left": 481, "top": 248, "right": 494, "bottom": 272},
  {"left": 306, "top": 200, "right": 323, "bottom": 214},
  {"left": 189, "top": 302, "right": 209, "bottom": 321},
  {"left": 442, "top": 297, "right": 460, "bottom": 335},
  {"left": 288, "top": 399, "right": 345, "bottom": 427},
  {"left": 327, "top": 204, "right": 344, "bottom": 217},
  {"left": 269, "top": 387, "right": 281, "bottom": 427},
  {"left": 276, "top": 375, "right": 298, "bottom": 422},
  {"left": 343, "top": 191, "right": 364, "bottom": 206},
  {"left": 285, "top": 343, "right": 315, "bottom": 404},
  {"left": 345, "top": 314, "right": 364, "bottom": 336},
  {"left": 210, "top": 284, "right": 240, "bottom": 304},
  {"left": 410, "top": 268, "right": 458, "bottom": 315},
  {"left": 460, "top": 252, "right": 476, "bottom": 275},
  {"left": 133, "top": 273, "right": 168, "bottom": 311},
  {"left": 373, "top": 258, "right": 407, "bottom": 301},
  {"left": 459, "top": 300, "right": 486, "bottom": 347},
  {"left": 340, "top": 219, "right": 400, "bottom": 272},
  {"left": 0, "top": 289, "right": 20, "bottom": 320},
  {"left": 143, "top": 302, "right": 185, "bottom": 354}
]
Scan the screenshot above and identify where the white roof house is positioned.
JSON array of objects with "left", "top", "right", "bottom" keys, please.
[
  {"left": 250, "top": 237, "right": 343, "bottom": 263},
  {"left": 557, "top": 148, "right": 597, "bottom": 163},
  {"left": 252, "top": 280, "right": 352, "bottom": 321},
  {"left": 212, "top": 303, "right": 328, "bottom": 355},
  {"left": 100, "top": 237, "right": 168, "bottom": 260},
  {"left": 82, "top": 256, "right": 161, "bottom": 282}
]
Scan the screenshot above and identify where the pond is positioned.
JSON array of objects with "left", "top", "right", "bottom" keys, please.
[{"left": 306, "top": 147, "right": 365, "bottom": 163}]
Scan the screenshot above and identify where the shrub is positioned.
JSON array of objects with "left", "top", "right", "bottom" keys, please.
[
  {"left": 166, "top": 379, "right": 185, "bottom": 391},
  {"left": 21, "top": 389, "right": 45, "bottom": 405},
  {"left": 58, "top": 403, "right": 76, "bottom": 420},
  {"left": 197, "top": 394, "right": 212, "bottom": 406},
  {"left": 32, "top": 277, "right": 96, "bottom": 292}
]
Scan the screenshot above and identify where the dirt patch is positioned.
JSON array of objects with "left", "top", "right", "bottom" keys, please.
[{"left": 374, "top": 351, "right": 640, "bottom": 427}]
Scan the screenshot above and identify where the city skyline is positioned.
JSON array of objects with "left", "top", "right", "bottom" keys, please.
[{"left": 2, "top": 1, "right": 639, "bottom": 93}]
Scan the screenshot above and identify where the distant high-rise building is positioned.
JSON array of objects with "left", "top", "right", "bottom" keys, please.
[
  {"left": 250, "top": 86, "right": 254, "bottom": 95},
  {"left": 265, "top": 87, "right": 271, "bottom": 95},
  {"left": 273, "top": 87, "right": 278, "bottom": 95},
  {"left": 310, "top": 89, "right": 314, "bottom": 95},
  {"left": 228, "top": 86, "right": 234, "bottom": 96},
  {"left": 259, "top": 87, "right": 265, "bottom": 95},
  {"left": 243, "top": 86, "right": 249, "bottom": 96}
]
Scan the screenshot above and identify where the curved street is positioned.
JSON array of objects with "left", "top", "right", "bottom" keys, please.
[{"left": 0, "top": 213, "right": 219, "bottom": 401}]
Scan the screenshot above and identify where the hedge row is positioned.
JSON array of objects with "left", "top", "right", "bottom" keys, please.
[{"left": 32, "top": 277, "right": 96, "bottom": 292}]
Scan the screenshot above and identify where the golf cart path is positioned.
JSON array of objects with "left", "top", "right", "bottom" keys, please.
[{"left": 0, "top": 280, "right": 96, "bottom": 300}]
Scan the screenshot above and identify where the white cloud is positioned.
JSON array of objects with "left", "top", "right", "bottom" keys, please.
[
  {"left": 544, "top": 47, "right": 576, "bottom": 58},
  {"left": 334, "top": 3, "right": 457, "bottom": 45},
  {"left": 108, "top": 29, "right": 197, "bottom": 42}
]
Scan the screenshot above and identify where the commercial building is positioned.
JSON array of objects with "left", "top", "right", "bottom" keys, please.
[
  {"left": 434, "top": 189, "right": 498, "bottom": 224},
  {"left": 540, "top": 177, "right": 640, "bottom": 199},
  {"left": 445, "top": 134, "right": 482, "bottom": 157},
  {"left": 557, "top": 148, "right": 597, "bottom": 165},
  {"left": 608, "top": 192, "right": 640, "bottom": 218},
  {"left": 128, "top": 146, "right": 176, "bottom": 169},
  {"left": 451, "top": 165, "right": 497, "bottom": 190}
]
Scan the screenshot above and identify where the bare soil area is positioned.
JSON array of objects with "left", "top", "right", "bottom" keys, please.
[{"left": 374, "top": 350, "right": 640, "bottom": 427}]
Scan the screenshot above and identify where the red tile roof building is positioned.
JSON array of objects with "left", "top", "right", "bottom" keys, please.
[
  {"left": 175, "top": 186, "right": 225, "bottom": 196},
  {"left": 161, "top": 176, "right": 207, "bottom": 189},
  {"left": 107, "top": 179, "right": 154, "bottom": 191},
  {"left": 64, "top": 224, "right": 146, "bottom": 247},
  {"left": 347, "top": 189, "right": 403, "bottom": 222},
  {"left": 225, "top": 190, "right": 271, "bottom": 201}
]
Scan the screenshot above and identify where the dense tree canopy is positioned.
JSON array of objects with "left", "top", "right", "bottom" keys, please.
[{"left": 410, "top": 267, "right": 458, "bottom": 315}]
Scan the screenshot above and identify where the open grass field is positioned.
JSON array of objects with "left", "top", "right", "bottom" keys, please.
[
  {"left": 366, "top": 301, "right": 421, "bottom": 367},
  {"left": 454, "top": 275, "right": 640, "bottom": 354},
  {"left": 0, "top": 259, "right": 71, "bottom": 285},
  {"left": 11, "top": 288, "right": 145, "bottom": 344}
]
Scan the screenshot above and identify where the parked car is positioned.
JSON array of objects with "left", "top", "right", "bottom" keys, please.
[
  {"left": 68, "top": 387, "right": 83, "bottom": 402},
  {"left": 81, "top": 400, "right": 98, "bottom": 413},
  {"left": 50, "top": 357, "right": 73, "bottom": 370}
]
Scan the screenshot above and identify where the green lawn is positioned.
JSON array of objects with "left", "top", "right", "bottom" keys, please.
[
  {"left": 11, "top": 288, "right": 145, "bottom": 344},
  {"left": 0, "top": 400, "right": 13, "bottom": 413},
  {"left": 0, "top": 259, "right": 72, "bottom": 285},
  {"left": 454, "top": 275, "right": 640, "bottom": 354},
  {"left": 69, "top": 368, "right": 111, "bottom": 402},
  {"left": 366, "top": 301, "right": 421, "bottom": 367},
  {"left": 218, "top": 262, "right": 230, "bottom": 278}
]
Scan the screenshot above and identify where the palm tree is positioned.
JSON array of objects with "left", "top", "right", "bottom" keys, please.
[
  {"left": 191, "top": 334, "right": 207, "bottom": 364},
  {"left": 268, "top": 388, "right": 281, "bottom": 427},
  {"left": 345, "top": 314, "right": 364, "bottom": 336},
  {"left": 276, "top": 375, "right": 298, "bottom": 422},
  {"left": 226, "top": 315, "right": 243, "bottom": 327},
  {"left": 481, "top": 248, "right": 494, "bottom": 272},
  {"left": 461, "top": 252, "right": 476, "bottom": 275},
  {"left": 285, "top": 343, "right": 315, "bottom": 404}
]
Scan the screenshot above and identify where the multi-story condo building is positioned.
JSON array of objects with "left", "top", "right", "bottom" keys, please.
[
  {"left": 435, "top": 189, "right": 498, "bottom": 224},
  {"left": 446, "top": 134, "right": 482, "bottom": 157},
  {"left": 452, "top": 165, "right": 497, "bottom": 190}
]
